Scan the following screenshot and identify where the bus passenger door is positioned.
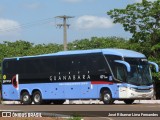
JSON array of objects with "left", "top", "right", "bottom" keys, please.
[
  {"left": 114, "top": 64, "right": 128, "bottom": 98},
  {"left": 118, "top": 84, "right": 128, "bottom": 98}
]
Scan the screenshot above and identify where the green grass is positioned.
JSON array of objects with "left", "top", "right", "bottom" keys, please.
[{"left": 67, "top": 117, "right": 83, "bottom": 120}]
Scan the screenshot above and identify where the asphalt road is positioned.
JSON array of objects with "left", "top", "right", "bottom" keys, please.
[
  {"left": 0, "top": 103, "right": 160, "bottom": 120},
  {"left": 1, "top": 103, "right": 160, "bottom": 111}
]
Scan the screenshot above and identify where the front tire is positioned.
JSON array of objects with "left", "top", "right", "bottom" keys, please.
[
  {"left": 21, "top": 92, "right": 32, "bottom": 105},
  {"left": 102, "top": 90, "right": 114, "bottom": 104},
  {"left": 124, "top": 99, "right": 134, "bottom": 104},
  {"left": 33, "top": 91, "right": 43, "bottom": 105}
]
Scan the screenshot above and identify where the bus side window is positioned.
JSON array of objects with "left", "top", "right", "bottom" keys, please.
[
  {"left": 4, "top": 60, "right": 18, "bottom": 74},
  {"left": 56, "top": 56, "right": 71, "bottom": 72},
  {"left": 78, "top": 55, "right": 88, "bottom": 72},
  {"left": 89, "top": 54, "right": 107, "bottom": 73},
  {"left": 70, "top": 56, "right": 81, "bottom": 71},
  {"left": 40, "top": 57, "right": 56, "bottom": 73},
  {"left": 70, "top": 54, "right": 89, "bottom": 72},
  {"left": 16, "top": 60, "right": 25, "bottom": 74},
  {"left": 116, "top": 66, "right": 126, "bottom": 82},
  {"left": 24, "top": 59, "right": 34, "bottom": 74},
  {"left": 105, "top": 55, "right": 123, "bottom": 76},
  {"left": 3, "top": 61, "right": 8, "bottom": 73}
]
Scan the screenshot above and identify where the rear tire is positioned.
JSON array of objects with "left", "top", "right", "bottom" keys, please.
[
  {"left": 21, "top": 92, "right": 32, "bottom": 105},
  {"left": 124, "top": 99, "right": 134, "bottom": 104},
  {"left": 102, "top": 90, "right": 114, "bottom": 104},
  {"left": 33, "top": 91, "right": 43, "bottom": 105}
]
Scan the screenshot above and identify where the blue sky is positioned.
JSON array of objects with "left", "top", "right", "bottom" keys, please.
[{"left": 0, "top": 0, "right": 155, "bottom": 44}]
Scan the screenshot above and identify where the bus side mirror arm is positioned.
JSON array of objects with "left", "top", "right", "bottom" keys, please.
[
  {"left": 114, "top": 60, "right": 131, "bottom": 72},
  {"left": 148, "top": 61, "right": 159, "bottom": 72}
]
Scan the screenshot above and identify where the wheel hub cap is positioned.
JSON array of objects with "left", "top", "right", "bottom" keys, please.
[
  {"left": 23, "top": 95, "right": 29, "bottom": 102},
  {"left": 34, "top": 94, "right": 40, "bottom": 103},
  {"left": 104, "top": 94, "right": 110, "bottom": 101}
]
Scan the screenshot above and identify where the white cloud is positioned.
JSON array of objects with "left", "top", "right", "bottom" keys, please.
[
  {"left": 75, "top": 15, "right": 113, "bottom": 29},
  {"left": 0, "top": 18, "right": 21, "bottom": 36}
]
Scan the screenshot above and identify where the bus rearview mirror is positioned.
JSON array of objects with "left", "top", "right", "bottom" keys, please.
[
  {"left": 148, "top": 61, "right": 159, "bottom": 72},
  {"left": 114, "top": 60, "right": 131, "bottom": 72}
]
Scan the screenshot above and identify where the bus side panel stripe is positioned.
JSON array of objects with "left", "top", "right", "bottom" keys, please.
[{"left": 91, "top": 81, "right": 113, "bottom": 84}]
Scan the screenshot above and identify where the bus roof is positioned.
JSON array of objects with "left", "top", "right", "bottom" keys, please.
[
  {"left": 102, "top": 49, "right": 146, "bottom": 58},
  {"left": 4, "top": 48, "right": 146, "bottom": 60},
  {"left": 38, "top": 48, "right": 146, "bottom": 58}
]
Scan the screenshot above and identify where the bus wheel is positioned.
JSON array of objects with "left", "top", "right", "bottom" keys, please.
[
  {"left": 53, "top": 100, "right": 65, "bottom": 105},
  {"left": 102, "top": 90, "right": 114, "bottom": 104},
  {"left": 124, "top": 99, "right": 134, "bottom": 104},
  {"left": 33, "top": 91, "right": 43, "bottom": 105},
  {"left": 21, "top": 92, "right": 32, "bottom": 105}
]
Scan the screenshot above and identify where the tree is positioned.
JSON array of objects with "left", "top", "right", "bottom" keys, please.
[
  {"left": 107, "top": 0, "right": 160, "bottom": 46},
  {"left": 107, "top": 0, "right": 160, "bottom": 62},
  {"left": 68, "top": 37, "right": 129, "bottom": 50}
]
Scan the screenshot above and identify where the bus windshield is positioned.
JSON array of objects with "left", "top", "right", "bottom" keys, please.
[
  {"left": 124, "top": 58, "right": 152, "bottom": 86},
  {"left": 126, "top": 65, "right": 152, "bottom": 86}
]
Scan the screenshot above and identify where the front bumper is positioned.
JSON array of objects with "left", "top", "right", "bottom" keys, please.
[{"left": 119, "top": 87, "right": 153, "bottom": 99}]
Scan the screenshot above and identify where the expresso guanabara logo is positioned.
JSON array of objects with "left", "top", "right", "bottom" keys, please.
[
  {"left": 2, "top": 74, "right": 12, "bottom": 84},
  {"left": 3, "top": 75, "right": 6, "bottom": 80}
]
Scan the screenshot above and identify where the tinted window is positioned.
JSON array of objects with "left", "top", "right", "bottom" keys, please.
[
  {"left": 68, "top": 53, "right": 108, "bottom": 73},
  {"left": 105, "top": 55, "right": 122, "bottom": 79},
  {"left": 3, "top": 57, "right": 56, "bottom": 74},
  {"left": 124, "top": 58, "right": 148, "bottom": 65},
  {"left": 89, "top": 54, "right": 107, "bottom": 72},
  {"left": 3, "top": 53, "right": 109, "bottom": 75},
  {"left": 39, "top": 57, "right": 56, "bottom": 73},
  {"left": 70, "top": 55, "right": 88, "bottom": 72},
  {"left": 56, "top": 56, "right": 71, "bottom": 72},
  {"left": 115, "top": 65, "right": 126, "bottom": 82},
  {"left": 3, "top": 59, "right": 18, "bottom": 74}
]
